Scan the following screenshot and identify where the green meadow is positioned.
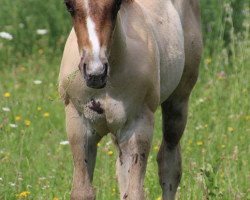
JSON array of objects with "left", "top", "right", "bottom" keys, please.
[{"left": 0, "top": 0, "right": 249, "bottom": 199}]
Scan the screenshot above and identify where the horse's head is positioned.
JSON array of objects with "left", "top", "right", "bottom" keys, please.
[{"left": 64, "top": 0, "right": 123, "bottom": 89}]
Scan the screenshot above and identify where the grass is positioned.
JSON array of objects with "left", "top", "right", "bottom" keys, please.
[{"left": 0, "top": 0, "right": 249, "bottom": 199}]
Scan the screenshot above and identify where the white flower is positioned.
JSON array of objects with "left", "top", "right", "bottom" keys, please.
[
  {"left": 60, "top": 140, "right": 69, "bottom": 145},
  {"left": 33, "top": 80, "right": 42, "bottom": 85},
  {"left": 19, "top": 23, "right": 24, "bottom": 28},
  {"left": 9, "top": 124, "right": 18, "bottom": 128},
  {"left": 9, "top": 182, "right": 15, "bottom": 187},
  {"left": 39, "top": 177, "right": 46, "bottom": 180},
  {"left": 0, "top": 32, "right": 13, "bottom": 40},
  {"left": 36, "top": 29, "right": 48, "bottom": 35},
  {"left": 2, "top": 107, "right": 10, "bottom": 112},
  {"left": 105, "top": 141, "right": 112, "bottom": 147},
  {"left": 0, "top": 177, "right": 3, "bottom": 181}
]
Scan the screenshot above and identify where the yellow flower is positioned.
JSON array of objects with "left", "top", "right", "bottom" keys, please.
[
  {"left": 242, "top": 88, "right": 247, "bottom": 93},
  {"left": 4, "top": 92, "right": 11, "bottom": 97},
  {"left": 205, "top": 58, "right": 212, "bottom": 65},
  {"left": 112, "top": 188, "right": 116, "bottom": 193},
  {"left": 97, "top": 143, "right": 100, "bottom": 147},
  {"left": 15, "top": 116, "right": 22, "bottom": 121},
  {"left": 245, "top": 116, "right": 250, "bottom": 121},
  {"left": 24, "top": 120, "right": 31, "bottom": 126},
  {"left": 16, "top": 191, "right": 30, "bottom": 198},
  {"left": 156, "top": 197, "right": 162, "bottom": 200},
  {"left": 228, "top": 127, "right": 234, "bottom": 132},
  {"left": 53, "top": 197, "right": 59, "bottom": 200},
  {"left": 221, "top": 144, "right": 225, "bottom": 148},
  {"left": 107, "top": 150, "right": 113, "bottom": 156},
  {"left": 37, "top": 106, "right": 42, "bottom": 111},
  {"left": 154, "top": 145, "right": 159, "bottom": 151},
  {"left": 43, "top": 112, "right": 50, "bottom": 118},
  {"left": 196, "top": 141, "right": 203, "bottom": 146}
]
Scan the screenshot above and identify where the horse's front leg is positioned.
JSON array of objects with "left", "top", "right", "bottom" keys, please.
[
  {"left": 116, "top": 106, "right": 154, "bottom": 200},
  {"left": 66, "top": 102, "right": 101, "bottom": 200}
]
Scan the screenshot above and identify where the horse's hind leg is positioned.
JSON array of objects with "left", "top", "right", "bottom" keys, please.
[{"left": 157, "top": 96, "right": 189, "bottom": 200}]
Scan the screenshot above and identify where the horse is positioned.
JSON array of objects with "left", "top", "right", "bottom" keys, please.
[{"left": 58, "top": 0, "right": 202, "bottom": 199}]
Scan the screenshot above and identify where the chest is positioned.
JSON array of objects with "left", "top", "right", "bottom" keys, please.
[{"left": 71, "top": 93, "right": 134, "bottom": 135}]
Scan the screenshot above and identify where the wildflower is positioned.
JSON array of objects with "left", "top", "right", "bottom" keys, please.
[
  {"left": 205, "top": 58, "right": 212, "bottom": 65},
  {"left": 112, "top": 188, "right": 116, "bottom": 193},
  {"left": 216, "top": 71, "right": 226, "bottom": 80},
  {"left": 9, "top": 182, "right": 15, "bottom": 187},
  {"left": 43, "top": 112, "right": 50, "bottom": 118},
  {"left": 39, "top": 177, "right": 46, "bottom": 181},
  {"left": 36, "top": 29, "right": 48, "bottom": 35},
  {"left": 15, "top": 116, "right": 22, "bottom": 121},
  {"left": 97, "top": 143, "right": 100, "bottom": 147},
  {"left": 60, "top": 141, "right": 69, "bottom": 145},
  {"left": 106, "top": 141, "right": 112, "bottom": 147},
  {"left": 2, "top": 107, "right": 10, "bottom": 112},
  {"left": 196, "top": 141, "right": 203, "bottom": 146},
  {"left": 33, "top": 80, "right": 42, "bottom": 85},
  {"left": 245, "top": 116, "right": 250, "bottom": 121},
  {"left": 19, "top": 23, "right": 24, "bottom": 28},
  {"left": 16, "top": 191, "right": 30, "bottom": 198},
  {"left": 195, "top": 124, "right": 203, "bottom": 130},
  {"left": 197, "top": 98, "right": 205, "bottom": 104},
  {"left": 228, "top": 127, "right": 234, "bottom": 132},
  {"left": 24, "top": 120, "right": 31, "bottom": 126},
  {"left": 107, "top": 150, "right": 113, "bottom": 156},
  {"left": 0, "top": 32, "right": 13, "bottom": 40},
  {"left": 9, "top": 124, "right": 18, "bottom": 128},
  {"left": 37, "top": 106, "right": 42, "bottom": 111},
  {"left": 53, "top": 197, "right": 59, "bottom": 200},
  {"left": 4, "top": 92, "right": 11, "bottom": 97},
  {"left": 242, "top": 88, "right": 247, "bottom": 93},
  {"left": 156, "top": 197, "right": 162, "bottom": 200},
  {"left": 221, "top": 144, "right": 225, "bottom": 148},
  {"left": 154, "top": 145, "right": 159, "bottom": 151}
]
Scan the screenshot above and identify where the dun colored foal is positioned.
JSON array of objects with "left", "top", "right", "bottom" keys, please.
[{"left": 59, "top": 0, "right": 202, "bottom": 199}]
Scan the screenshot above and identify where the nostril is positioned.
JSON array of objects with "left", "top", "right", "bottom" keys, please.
[
  {"left": 104, "top": 63, "right": 108, "bottom": 76},
  {"left": 83, "top": 63, "right": 87, "bottom": 78},
  {"left": 83, "top": 63, "right": 87, "bottom": 70}
]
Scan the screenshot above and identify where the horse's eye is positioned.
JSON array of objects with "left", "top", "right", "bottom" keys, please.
[{"left": 64, "top": 0, "right": 75, "bottom": 16}]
